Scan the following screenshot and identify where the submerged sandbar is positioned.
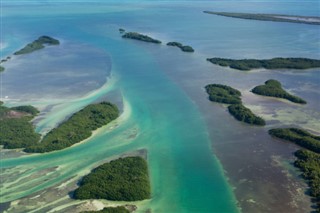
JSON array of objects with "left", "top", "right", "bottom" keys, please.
[{"left": 204, "top": 11, "right": 320, "bottom": 25}]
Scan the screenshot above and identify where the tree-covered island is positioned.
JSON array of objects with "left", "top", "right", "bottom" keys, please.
[
  {"left": 269, "top": 128, "right": 320, "bottom": 211},
  {"left": 203, "top": 11, "right": 320, "bottom": 25},
  {"left": 205, "top": 84, "right": 265, "bottom": 125},
  {"left": 14, "top": 35, "right": 60, "bottom": 55},
  {"left": 0, "top": 102, "right": 119, "bottom": 153},
  {"left": 167, "top": 42, "right": 194, "bottom": 52},
  {"left": 206, "top": 57, "right": 320, "bottom": 71},
  {"left": 0, "top": 66, "right": 4, "bottom": 72},
  {"left": 228, "top": 104, "right": 266, "bottom": 126},
  {"left": 122, "top": 32, "right": 162, "bottom": 44},
  {"left": 252, "top": 79, "right": 306, "bottom": 104},
  {"left": 0, "top": 104, "right": 40, "bottom": 149},
  {"left": 25, "top": 102, "right": 119, "bottom": 153},
  {"left": 74, "top": 156, "right": 151, "bottom": 201},
  {"left": 82, "top": 206, "right": 130, "bottom": 213}
]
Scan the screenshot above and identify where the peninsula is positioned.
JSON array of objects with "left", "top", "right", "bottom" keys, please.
[
  {"left": 167, "top": 41, "right": 194, "bottom": 52},
  {"left": 74, "top": 156, "right": 151, "bottom": 201},
  {"left": 203, "top": 11, "right": 320, "bottom": 25},
  {"left": 206, "top": 57, "right": 320, "bottom": 71},
  {"left": 205, "top": 84, "right": 265, "bottom": 125},
  {"left": 252, "top": 79, "right": 307, "bottom": 104},
  {"left": 25, "top": 102, "right": 119, "bottom": 153},
  {"left": 14, "top": 35, "right": 60, "bottom": 55},
  {"left": 269, "top": 128, "right": 320, "bottom": 211},
  {"left": 122, "top": 32, "right": 162, "bottom": 44}
]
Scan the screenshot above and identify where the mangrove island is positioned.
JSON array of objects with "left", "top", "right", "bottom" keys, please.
[
  {"left": 82, "top": 206, "right": 130, "bottom": 213},
  {"left": 203, "top": 11, "right": 320, "bottom": 25},
  {"left": 0, "top": 66, "right": 4, "bottom": 72},
  {"left": 0, "top": 104, "right": 40, "bottom": 149},
  {"left": 25, "top": 102, "right": 119, "bottom": 153},
  {"left": 206, "top": 57, "right": 320, "bottom": 71},
  {"left": 252, "top": 79, "right": 307, "bottom": 104},
  {"left": 269, "top": 128, "right": 320, "bottom": 211},
  {"left": 228, "top": 104, "right": 266, "bottom": 126},
  {"left": 205, "top": 84, "right": 265, "bottom": 125},
  {"left": 122, "top": 32, "right": 162, "bottom": 44},
  {"left": 167, "top": 41, "right": 194, "bottom": 52},
  {"left": 74, "top": 156, "right": 151, "bottom": 201},
  {"left": 14, "top": 35, "right": 60, "bottom": 55},
  {"left": 205, "top": 84, "right": 242, "bottom": 104}
]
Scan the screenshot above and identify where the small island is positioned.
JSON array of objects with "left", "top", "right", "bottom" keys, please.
[
  {"left": 0, "top": 104, "right": 40, "bottom": 149},
  {"left": 205, "top": 84, "right": 242, "bottom": 104},
  {"left": 0, "top": 66, "right": 4, "bottom": 72},
  {"left": 82, "top": 206, "right": 129, "bottom": 213},
  {"left": 122, "top": 32, "right": 162, "bottom": 44},
  {"left": 228, "top": 104, "right": 266, "bottom": 126},
  {"left": 167, "top": 42, "right": 194, "bottom": 53},
  {"left": 203, "top": 11, "right": 320, "bottom": 25},
  {"left": 25, "top": 102, "right": 119, "bottom": 153},
  {"left": 206, "top": 57, "right": 320, "bottom": 71},
  {"left": 205, "top": 84, "right": 265, "bottom": 125},
  {"left": 252, "top": 79, "right": 307, "bottom": 104},
  {"left": 269, "top": 128, "right": 320, "bottom": 211},
  {"left": 74, "top": 156, "right": 151, "bottom": 201},
  {"left": 14, "top": 35, "right": 60, "bottom": 55},
  {"left": 119, "top": 28, "right": 125, "bottom": 34}
]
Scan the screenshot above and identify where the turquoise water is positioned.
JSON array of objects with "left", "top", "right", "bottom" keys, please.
[{"left": 1, "top": 1, "right": 319, "bottom": 212}]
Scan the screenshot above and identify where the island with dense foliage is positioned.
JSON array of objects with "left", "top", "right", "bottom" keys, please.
[
  {"left": 167, "top": 42, "right": 194, "bottom": 52},
  {"left": 14, "top": 35, "right": 60, "bottom": 55},
  {"left": 0, "top": 104, "right": 40, "bottom": 149},
  {"left": 74, "top": 156, "right": 151, "bottom": 201},
  {"left": 205, "top": 84, "right": 265, "bottom": 125},
  {"left": 203, "top": 11, "right": 320, "bottom": 25},
  {"left": 122, "top": 32, "right": 161, "bottom": 44},
  {"left": 269, "top": 128, "right": 320, "bottom": 211},
  {"left": 206, "top": 57, "right": 320, "bottom": 71},
  {"left": 228, "top": 104, "right": 266, "bottom": 126},
  {"left": 82, "top": 206, "right": 129, "bottom": 213},
  {"left": 205, "top": 84, "right": 242, "bottom": 104},
  {"left": 25, "top": 102, "right": 119, "bottom": 153},
  {"left": 0, "top": 66, "right": 4, "bottom": 72},
  {"left": 252, "top": 79, "right": 307, "bottom": 104}
]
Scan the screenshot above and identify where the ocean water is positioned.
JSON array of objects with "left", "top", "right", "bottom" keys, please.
[{"left": 1, "top": 1, "right": 319, "bottom": 212}]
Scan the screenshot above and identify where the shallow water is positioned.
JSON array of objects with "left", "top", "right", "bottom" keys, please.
[{"left": 1, "top": 1, "right": 319, "bottom": 212}]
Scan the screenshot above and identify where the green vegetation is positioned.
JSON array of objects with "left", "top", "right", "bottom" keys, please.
[
  {"left": 294, "top": 150, "right": 320, "bottom": 210},
  {"left": 25, "top": 102, "right": 119, "bottom": 153},
  {"left": 205, "top": 84, "right": 242, "bottom": 104},
  {"left": 122, "top": 32, "right": 161, "bottom": 44},
  {"left": 252, "top": 79, "right": 307, "bottom": 104},
  {"left": 205, "top": 84, "right": 265, "bottom": 125},
  {"left": 74, "top": 156, "right": 151, "bottom": 201},
  {"left": 11, "top": 105, "right": 39, "bottom": 116},
  {"left": 119, "top": 28, "right": 125, "bottom": 34},
  {"left": 0, "top": 66, "right": 4, "bottom": 72},
  {"left": 0, "top": 105, "right": 40, "bottom": 149},
  {"left": 228, "top": 104, "right": 266, "bottom": 126},
  {"left": 167, "top": 42, "right": 194, "bottom": 53},
  {"left": 82, "top": 206, "right": 129, "bottom": 213},
  {"left": 206, "top": 57, "right": 320, "bottom": 71},
  {"left": 269, "top": 128, "right": 320, "bottom": 211},
  {"left": 14, "top": 35, "right": 60, "bottom": 55},
  {"left": 203, "top": 11, "right": 320, "bottom": 25},
  {"left": 269, "top": 128, "right": 320, "bottom": 154}
]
